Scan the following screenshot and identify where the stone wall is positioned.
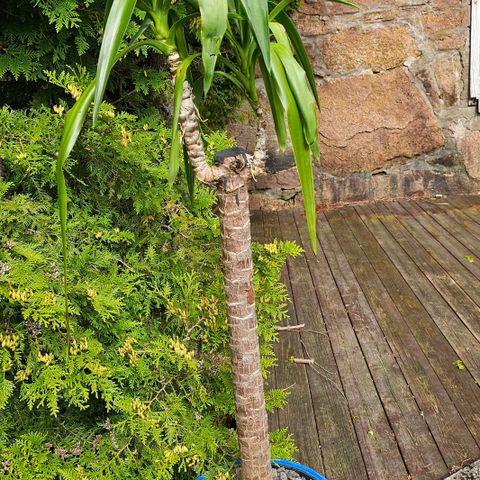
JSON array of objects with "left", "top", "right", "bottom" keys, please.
[{"left": 228, "top": 0, "right": 480, "bottom": 206}]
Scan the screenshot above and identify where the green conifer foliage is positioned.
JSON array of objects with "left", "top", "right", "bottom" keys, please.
[{"left": 0, "top": 106, "right": 300, "bottom": 479}]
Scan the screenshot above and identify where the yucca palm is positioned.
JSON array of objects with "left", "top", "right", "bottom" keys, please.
[{"left": 57, "top": 0, "right": 355, "bottom": 478}]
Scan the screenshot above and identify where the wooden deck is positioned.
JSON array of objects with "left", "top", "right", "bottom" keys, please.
[{"left": 251, "top": 195, "right": 480, "bottom": 480}]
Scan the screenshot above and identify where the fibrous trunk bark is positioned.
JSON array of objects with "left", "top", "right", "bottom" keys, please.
[
  {"left": 216, "top": 150, "right": 273, "bottom": 480},
  {"left": 252, "top": 107, "right": 267, "bottom": 177},
  {"left": 167, "top": 52, "right": 215, "bottom": 184},
  {"left": 167, "top": 52, "right": 273, "bottom": 480}
]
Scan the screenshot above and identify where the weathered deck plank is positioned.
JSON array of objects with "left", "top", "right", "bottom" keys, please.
[
  {"left": 294, "top": 209, "right": 445, "bottom": 480},
  {"left": 326, "top": 208, "right": 480, "bottom": 470},
  {"left": 262, "top": 211, "right": 324, "bottom": 472},
  {"left": 384, "top": 201, "right": 480, "bottom": 311},
  {"left": 447, "top": 195, "right": 480, "bottom": 217},
  {"left": 416, "top": 199, "right": 480, "bottom": 264},
  {"left": 250, "top": 210, "right": 279, "bottom": 432},
  {"left": 355, "top": 203, "right": 480, "bottom": 384},
  {"left": 277, "top": 210, "right": 367, "bottom": 480},
  {"left": 399, "top": 200, "right": 480, "bottom": 281},
  {"left": 427, "top": 197, "right": 480, "bottom": 241},
  {"left": 287, "top": 209, "right": 407, "bottom": 480},
  {"left": 336, "top": 206, "right": 480, "bottom": 458},
  {"left": 369, "top": 202, "right": 480, "bottom": 344},
  {"left": 253, "top": 196, "right": 480, "bottom": 480}
]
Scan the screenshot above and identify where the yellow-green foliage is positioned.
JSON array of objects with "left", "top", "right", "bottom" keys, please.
[{"left": 0, "top": 106, "right": 300, "bottom": 479}]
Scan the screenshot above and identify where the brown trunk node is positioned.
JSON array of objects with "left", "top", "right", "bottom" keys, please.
[{"left": 215, "top": 148, "right": 273, "bottom": 480}]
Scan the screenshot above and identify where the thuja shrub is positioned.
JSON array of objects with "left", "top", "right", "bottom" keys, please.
[
  {"left": 0, "top": 106, "right": 300, "bottom": 479},
  {"left": 0, "top": 0, "right": 242, "bottom": 121},
  {"left": 0, "top": 1, "right": 167, "bottom": 107}
]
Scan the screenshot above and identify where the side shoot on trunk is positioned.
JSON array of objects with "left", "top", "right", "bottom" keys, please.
[{"left": 56, "top": 1, "right": 356, "bottom": 478}]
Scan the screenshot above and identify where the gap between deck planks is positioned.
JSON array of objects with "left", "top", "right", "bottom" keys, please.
[{"left": 253, "top": 196, "right": 480, "bottom": 480}]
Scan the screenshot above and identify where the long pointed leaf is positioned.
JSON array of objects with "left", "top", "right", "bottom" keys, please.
[
  {"left": 198, "top": 0, "right": 228, "bottom": 95},
  {"left": 56, "top": 80, "right": 96, "bottom": 351},
  {"left": 129, "top": 16, "right": 153, "bottom": 45},
  {"left": 58, "top": 38, "right": 172, "bottom": 237},
  {"left": 272, "top": 43, "right": 318, "bottom": 149},
  {"left": 275, "top": 11, "right": 319, "bottom": 109},
  {"left": 57, "top": 82, "right": 96, "bottom": 170},
  {"left": 167, "top": 13, "right": 198, "bottom": 47},
  {"left": 270, "top": 49, "right": 316, "bottom": 253},
  {"left": 169, "top": 53, "right": 201, "bottom": 183},
  {"left": 103, "top": 0, "right": 114, "bottom": 28},
  {"left": 269, "top": 21, "right": 291, "bottom": 50},
  {"left": 238, "top": 0, "right": 271, "bottom": 68},
  {"left": 169, "top": 10, "right": 191, "bottom": 61},
  {"left": 56, "top": 35, "right": 168, "bottom": 231},
  {"left": 268, "top": 0, "right": 294, "bottom": 20},
  {"left": 93, "top": 0, "right": 137, "bottom": 126},
  {"left": 259, "top": 58, "right": 287, "bottom": 150},
  {"left": 183, "top": 143, "right": 195, "bottom": 205},
  {"left": 169, "top": 130, "right": 182, "bottom": 184},
  {"left": 116, "top": 39, "right": 173, "bottom": 61},
  {"left": 192, "top": 75, "right": 205, "bottom": 109},
  {"left": 215, "top": 71, "right": 249, "bottom": 98},
  {"left": 56, "top": 33, "right": 172, "bottom": 351},
  {"left": 219, "top": 56, "right": 251, "bottom": 89},
  {"left": 227, "top": 0, "right": 241, "bottom": 38}
]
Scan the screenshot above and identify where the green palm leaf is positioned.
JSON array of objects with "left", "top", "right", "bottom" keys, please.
[
  {"left": 268, "top": 0, "right": 295, "bottom": 20},
  {"left": 215, "top": 71, "right": 249, "bottom": 99},
  {"left": 269, "top": 21, "right": 291, "bottom": 49},
  {"left": 129, "top": 15, "right": 153, "bottom": 45},
  {"left": 259, "top": 59, "right": 287, "bottom": 150},
  {"left": 238, "top": 0, "right": 271, "bottom": 68},
  {"left": 56, "top": 37, "right": 172, "bottom": 347},
  {"left": 198, "top": 0, "right": 228, "bottom": 95},
  {"left": 56, "top": 80, "right": 96, "bottom": 351},
  {"left": 270, "top": 48, "right": 317, "bottom": 253},
  {"left": 271, "top": 42, "right": 318, "bottom": 153},
  {"left": 166, "top": 10, "right": 190, "bottom": 58},
  {"left": 93, "top": 0, "right": 137, "bottom": 126},
  {"left": 183, "top": 143, "right": 195, "bottom": 205},
  {"left": 167, "top": 13, "right": 199, "bottom": 51},
  {"left": 275, "top": 11, "right": 320, "bottom": 109}
]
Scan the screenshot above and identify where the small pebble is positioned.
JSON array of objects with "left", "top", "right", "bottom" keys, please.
[
  {"left": 273, "top": 466, "right": 307, "bottom": 480},
  {"left": 233, "top": 465, "right": 309, "bottom": 480}
]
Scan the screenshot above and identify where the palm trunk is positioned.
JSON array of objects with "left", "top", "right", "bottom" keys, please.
[
  {"left": 167, "top": 52, "right": 273, "bottom": 480},
  {"left": 216, "top": 150, "right": 273, "bottom": 480}
]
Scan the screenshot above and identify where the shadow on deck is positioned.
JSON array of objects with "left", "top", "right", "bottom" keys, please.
[{"left": 251, "top": 195, "right": 480, "bottom": 480}]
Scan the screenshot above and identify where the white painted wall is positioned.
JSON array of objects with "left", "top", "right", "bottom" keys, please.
[{"left": 471, "top": 0, "right": 480, "bottom": 111}]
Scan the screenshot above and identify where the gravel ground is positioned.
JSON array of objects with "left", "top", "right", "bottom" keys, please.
[
  {"left": 233, "top": 466, "right": 309, "bottom": 480},
  {"left": 272, "top": 466, "right": 307, "bottom": 480},
  {"left": 445, "top": 460, "right": 480, "bottom": 480}
]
